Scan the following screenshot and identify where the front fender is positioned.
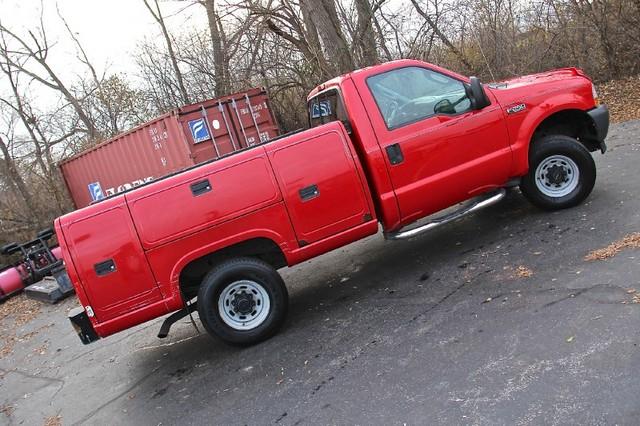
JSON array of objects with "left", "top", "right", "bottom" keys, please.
[{"left": 508, "top": 92, "right": 595, "bottom": 177}]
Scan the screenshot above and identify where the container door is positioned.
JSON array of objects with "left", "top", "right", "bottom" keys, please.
[
  {"left": 179, "top": 103, "right": 239, "bottom": 162},
  {"left": 268, "top": 124, "right": 370, "bottom": 245},
  {"left": 62, "top": 197, "right": 162, "bottom": 322},
  {"left": 228, "top": 92, "right": 279, "bottom": 147}
]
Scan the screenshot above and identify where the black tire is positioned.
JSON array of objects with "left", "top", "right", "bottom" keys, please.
[
  {"left": 520, "top": 135, "right": 596, "bottom": 210},
  {"left": 197, "top": 257, "right": 288, "bottom": 346}
]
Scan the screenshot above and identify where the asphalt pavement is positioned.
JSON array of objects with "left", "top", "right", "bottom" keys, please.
[{"left": 1, "top": 120, "right": 639, "bottom": 426}]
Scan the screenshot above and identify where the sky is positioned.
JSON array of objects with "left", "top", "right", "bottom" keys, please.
[{"left": 0, "top": 0, "right": 207, "bottom": 93}]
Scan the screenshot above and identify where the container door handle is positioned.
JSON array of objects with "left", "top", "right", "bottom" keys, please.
[
  {"left": 190, "top": 179, "right": 212, "bottom": 196},
  {"left": 386, "top": 143, "right": 404, "bottom": 165}
]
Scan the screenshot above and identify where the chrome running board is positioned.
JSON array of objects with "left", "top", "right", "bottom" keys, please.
[{"left": 384, "top": 188, "right": 507, "bottom": 241}]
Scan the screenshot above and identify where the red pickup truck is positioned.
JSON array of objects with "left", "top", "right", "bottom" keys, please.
[{"left": 55, "top": 59, "right": 609, "bottom": 346}]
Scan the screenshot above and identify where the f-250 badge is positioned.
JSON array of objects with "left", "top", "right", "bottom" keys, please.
[{"left": 506, "top": 103, "right": 526, "bottom": 114}]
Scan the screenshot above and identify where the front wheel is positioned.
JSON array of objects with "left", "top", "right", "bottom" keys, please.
[
  {"left": 197, "top": 257, "right": 288, "bottom": 346},
  {"left": 520, "top": 135, "right": 596, "bottom": 210}
]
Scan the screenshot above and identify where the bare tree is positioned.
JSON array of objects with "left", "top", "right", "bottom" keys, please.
[
  {"left": 0, "top": 16, "right": 98, "bottom": 139},
  {"left": 409, "top": 0, "right": 474, "bottom": 71},
  {"left": 143, "top": 0, "right": 192, "bottom": 104}
]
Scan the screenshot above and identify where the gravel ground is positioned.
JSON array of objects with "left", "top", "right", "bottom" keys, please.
[{"left": 0, "top": 120, "right": 639, "bottom": 426}]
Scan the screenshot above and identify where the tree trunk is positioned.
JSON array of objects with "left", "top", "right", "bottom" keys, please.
[
  {"left": 299, "top": 0, "right": 333, "bottom": 79},
  {"left": 301, "top": 0, "right": 355, "bottom": 75},
  {"left": 202, "top": 0, "right": 230, "bottom": 95},
  {"left": 354, "top": 0, "right": 379, "bottom": 66}
]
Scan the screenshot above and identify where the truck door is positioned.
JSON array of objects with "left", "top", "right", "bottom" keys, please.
[
  {"left": 268, "top": 122, "right": 371, "bottom": 245},
  {"left": 358, "top": 65, "right": 512, "bottom": 223},
  {"left": 61, "top": 197, "right": 162, "bottom": 322}
]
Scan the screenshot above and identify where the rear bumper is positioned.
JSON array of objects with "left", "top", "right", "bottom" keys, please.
[
  {"left": 587, "top": 105, "right": 609, "bottom": 153},
  {"left": 68, "top": 306, "right": 100, "bottom": 344}
]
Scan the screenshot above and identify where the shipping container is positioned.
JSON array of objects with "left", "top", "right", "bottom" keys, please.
[{"left": 59, "top": 88, "right": 279, "bottom": 209}]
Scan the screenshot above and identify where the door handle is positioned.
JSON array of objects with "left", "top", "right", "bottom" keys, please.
[
  {"left": 94, "top": 259, "right": 116, "bottom": 276},
  {"left": 386, "top": 143, "right": 404, "bottom": 165},
  {"left": 299, "top": 184, "right": 319, "bottom": 202},
  {"left": 190, "top": 179, "right": 212, "bottom": 196}
]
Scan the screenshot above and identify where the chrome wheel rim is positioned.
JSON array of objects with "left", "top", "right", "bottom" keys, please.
[
  {"left": 218, "top": 280, "right": 270, "bottom": 330},
  {"left": 535, "top": 155, "right": 580, "bottom": 197}
]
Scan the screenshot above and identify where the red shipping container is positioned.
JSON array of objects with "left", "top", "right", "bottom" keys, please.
[{"left": 59, "top": 88, "right": 279, "bottom": 209}]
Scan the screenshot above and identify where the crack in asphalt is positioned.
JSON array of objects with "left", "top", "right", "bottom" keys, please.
[
  {"left": 541, "top": 283, "right": 630, "bottom": 308},
  {"left": 0, "top": 367, "right": 64, "bottom": 385},
  {"left": 0, "top": 367, "right": 66, "bottom": 413},
  {"left": 71, "top": 364, "right": 163, "bottom": 426}
]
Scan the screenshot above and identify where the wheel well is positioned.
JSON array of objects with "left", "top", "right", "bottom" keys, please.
[
  {"left": 178, "top": 238, "right": 287, "bottom": 298},
  {"left": 531, "top": 109, "right": 600, "bottom": 152}
]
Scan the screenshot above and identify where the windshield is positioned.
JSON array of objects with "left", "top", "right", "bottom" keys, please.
[{"left": 367, "top": 66, "right": 470, "bottom": 129}]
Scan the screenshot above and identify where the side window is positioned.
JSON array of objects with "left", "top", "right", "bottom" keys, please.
[
  {"left": 308, "top": 89, "right": 349, "bottom": 129},
  {"left": 367, "top": 66, "right": 471, "bottom": 129}
]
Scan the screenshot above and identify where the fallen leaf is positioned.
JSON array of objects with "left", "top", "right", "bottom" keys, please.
[
  {"left": 585, "top": 233, "right": 640, "bottom": 261},
  {"left": 44, "top": 415, "right": 62, "bottom": 426},
  {"left": 0, "top": 405, "right": 14, "bottom": 417},
  {"left": 515, "top": 265, "right": 533, "bottom": 278},
  {"left": 599, "top": 76, "right": 640, "bottom": 123}
]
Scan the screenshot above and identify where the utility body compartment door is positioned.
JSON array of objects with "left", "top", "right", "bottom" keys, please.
[
  {"left": 127, "top": 151, "right": 281, "bottom": 250},
  {"left": 268, "top": 122, "right": 371, "bottom": 244},
  {"left": 59, "top": 197, "right": 162, "bottom": 322}
]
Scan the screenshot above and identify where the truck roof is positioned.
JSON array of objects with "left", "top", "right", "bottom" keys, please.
[{"left": 307, "top": 59, "right": 469, "bottom": 100}]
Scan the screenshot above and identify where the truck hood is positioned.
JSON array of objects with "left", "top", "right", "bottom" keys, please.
[
  {"left": 488, "top": 67, "right": 589, "bottom": 90},
  {"left": 486, "top": 67, "right": 592, "bottom": 107}
]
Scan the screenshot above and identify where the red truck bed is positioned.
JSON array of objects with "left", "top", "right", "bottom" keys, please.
[{"left": 56, "top": 121, "right": 378, "bottom": 337}]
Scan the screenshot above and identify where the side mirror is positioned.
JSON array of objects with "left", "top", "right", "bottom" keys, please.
[
  {"left": 434, "top": 99, "right": 456, "bottom": 115},
  {"left": 467, "top": 77, "right": 491, "bottom": 110}
]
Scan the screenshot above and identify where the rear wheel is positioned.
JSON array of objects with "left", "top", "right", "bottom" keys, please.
[
  {"left": 520, "top": 135, "right": 596, "bottom": 210},
  {"left": 197, "top": 257, "right": 288, "bottom": 345}
]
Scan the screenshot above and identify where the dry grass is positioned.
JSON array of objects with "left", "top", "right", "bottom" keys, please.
[
  {"left": 585, "top": 233, "right": 640, "bottom": 261},
  {"left": 599, "top": 75, "right": 640, "bottom": 123}
]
